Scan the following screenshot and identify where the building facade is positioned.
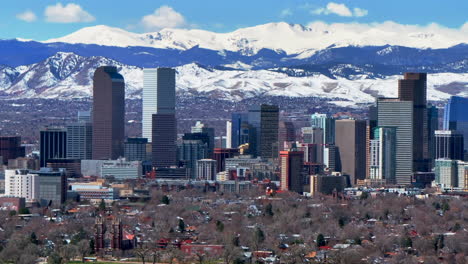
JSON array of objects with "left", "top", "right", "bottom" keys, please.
[
  {"left": 0, "top": 136, "right": 25, "bottom": 165},
  {"left": 40, "top": 127, "right": 67, "bottom": 168},
  {"left": 142, "top": 68, "right": 176, "bottom": 143},
  {"left": 152, "top": 113, "right": 177, "bottom": 168},
  {"left": 66, "top": 122, "right": 92, "bottom": 160},
  {"left": 434, "top": 130, "right": 464, "bottom": 160},
  {"left": 248, "top": 104, "right": 279, "bottom": 159},
  {"left": 443, "top": 96, "right": 468, "bottom": 157},
  {"left": 92, "top": 66, "right": 125, "bottom": 160},
  {"left": 280, "top": 150, "right": 304, "bottom": 193}
]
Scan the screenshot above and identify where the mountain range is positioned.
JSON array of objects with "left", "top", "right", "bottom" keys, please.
[{"left": 0, "top": 22, "right": 467, "bottom": 104}]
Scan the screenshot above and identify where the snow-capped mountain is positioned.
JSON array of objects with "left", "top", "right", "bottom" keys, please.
[
  {"left": 0, "top": 52, "right": 466, "bottom": 104},
  {"left": 42, "top": 22, "right": 468, "bottom": 56}
]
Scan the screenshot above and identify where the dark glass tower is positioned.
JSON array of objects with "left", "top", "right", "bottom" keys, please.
[
  {"left": 0, "top": 136, "right": 25, "bottom": 165},
  {"left": 398, "top": 73, "right": 430, "bottom": 172},
  {"left": 152, "top": 113, "right": 177, "bottom": 167},
  {"left": 92, "top": 66, "right": 125, "bottom": 160},
  {"left": 443, "top": 96, "right": 468, "bottom": 157},
  {"left": 248, "top": 104, "right": 279, "bottom": 159},
  {"left": 40, "top": 127, "right": 67, "bottom": 168}
]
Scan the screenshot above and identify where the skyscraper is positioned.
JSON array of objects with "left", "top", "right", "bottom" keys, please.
[
  {"left": 334, "top": 119, "right": 367, "bottom": 185},
  {"left": 377, "top": 99, "right": 414, "bottom": 185},
  {"left": 40, "top": 127, "right": 67, "bottom": 168},
  {"left": 191, "top": 121, "right": 215, "bottom": 158},
  {"left": 124, "top": 138, "right": 148, "bottom": 161},
  {"left": 434, "top": 130, "right": 464, "bottom": 160},
  {"left": 369, "top": 127, "right": 396, "bottom": 184},
  {"left": 178, "top": 140, "right": 208, "bottom": 178},
  {"left": 226, "top": 121, "right": 232, "bottom": 149},
  {"left": 443, "top": 96, "right": 468, "bottom": 156},
  {"left": 152, "top": 113, "right": 177, "bottom": 167},
  {"left": 231, "top": 113, "right": 249, "bottom": 149},
  {"left": 398, "top": 73, "right": 430, "bottom": 172},
  {"left": 427, "top": 105, "right": 439, "bottom": 166},
  {"left": 280, "top": 149, "right": 304, "bottom": 193},
  {"left": 278, "top": 121, "right": 295, "bottom": 151},
  {"left": 92, "top": 66, "right": 125, "bottom": 160},
  {"left": 311, "top": 113, "right": 335, "bottom": 144},
  {"left": 248, "top": 104, "right": 279, "bottom": 159},
  {"left": 142, "top": 68, "right": 176, "bottom": 143},
  {"left": 66, "top": 121, "right": 92, "bottom": 160}
]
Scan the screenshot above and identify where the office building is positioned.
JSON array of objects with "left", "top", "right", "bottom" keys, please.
[
  {"left": 178, "top": 140, "right": 208, "bottom": 178},
  {"left": 435, "top": 159, "right": 458, "bottom": 188},
  {"left": 66, "top": 121, "right": 92, "bottom": 160},
  {"left": 324, "top": 145, "right": 341, "bottom": 172},
  {"left": 398, "top": 73, "right": 430, "bottom": 171},
  {"left": 191, "top": 121, "right": 215, "bottom": 158},
  {"left": 213, "top": 148, "right": 239, "bottom": 173},
  {"left": 369, "top": 127, "right": 396, "bottom": 183},
  {"left": 92, "top": 66, "right": 125, "bottom": 160},
  {"left": 101, "top": 158, "right": 142, "bottom": 180},
  {"left": 47, "top": 158, "right": 81, "bottom": 178},
  {"left": 427, "top": 105, "right": 439, "bottom": 165},
  {"left": 40, "top": 127, "right": 67, "bottom": 168},
  {"left": 231, "top": 113, "right": 249, "bottom": 148},
  {"left": 0, "top": 136, "right": 25, "bottom": 165},
  {"left": 226, "top": 121, "right": 232, "bottom": 148},
  {"left": 335, "top": 119, "right": 367, "bottom": 185},
  {"left": 142, "top": 68, "right": 176, "bottom": 143},
  {"left": 280, "top": 149, "right": 304, "bottom": 193},
  {"left": 5, "top": 169, "right": 39, "bottom": 201},
  {"left": 35, "top": 168, "right": 67, "bottom": 205},
  {"left": 434, "top": 130, "right": 464, "bottom": 160},
  {"left": 7, "top": 157, "right": 39, "bottom": 171},
  {"left": 124, "top": 138, "right": 148, "bottom": 161},
  {"left": 152, "top": 113, "right": 177, "bottom": 167},
  {"left": 377, "top": 99, "right": 414, "bottom": 185},
  {"left": 278, "top": 121, "right": 295, "bottom": 151},
  {"left": 301, "top": 127, "right": 323, "bottom": 144},
  {"left": 196, "top": 159, "right": 217, "bottom": 181},
  {"left": 311, "top": 113, "right": 335, "bottom": 144},
  {"left": 298, "top": 143, "right": 324, "bottom": 164},
  {"left": 248, "top": 104, "right": 279, "bottom": 159},
  {"left": 443, "top": 96, "right": 468, "bottom": 156},
  {"left": 310, "top": 174, "right": 346, "bottom": 195}
]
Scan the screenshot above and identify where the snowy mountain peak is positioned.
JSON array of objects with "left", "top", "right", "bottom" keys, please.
[{"left": 40, "top": 21, "right": 468, "bottom": 55}]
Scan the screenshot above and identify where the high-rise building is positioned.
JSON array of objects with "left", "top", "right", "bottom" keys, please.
[
  {"left": 280, "top": 149, "right": 304, "bottom": 193},
  {"left": 434, "top": 130, "right": 464, "bottom": 160},
  {"left": 369, "top": 127, "right": 396, "bottom": 183},
  {"left": 334, "top": 119, "right": 367, "bottom": 185},
  {"left": 124, "top": 138, "right": 148, "bottom": 161},
  {"left": 92, "top": 66, "right": 125, "bottom": 160},
  {"left": 311, "top": 113, "right": 335, "bottom": 144},
  {"left": 231, "top": 113, "right": 249, "bottom": 149},
  {"left": 301, "top": 127, "right": 323, "bottom": 144},
  {"left": 0, "top": 136, "right": 25, "bottom": 165},
  {"left": 101, "top": 158, "right": 142, "bottom": 180},
  {"left": 248, "top": 105, "right": 279, "bottom": 159},
  {"left": 377, "top": 99, "right": 414, "bottom": 185},
  {"left": 226, "top": 121, "right": 232, "bottom": 149},
  {"left": 142, "top": 68, "right": 176, "bottom": 143},
  {"left": 177, "top": 140, "right": 208, "bottom": 178},
  {"left": 427, "top": 105, "right": 439, "bottom": 166},
  {"left": 152, "top": 113, "right": 177, "bottom": 168},
  {"left": 324, "top": 145, "right": 341, "bottom": 172},
  {"left": 310, "top": 174, "right": 346, "bottom": 195},
  {"left": 443, "top": 96, "right": 468, "bottom": 156},
  {"left": 278, "top": 121, "right": 295, "bottom": 151},
  {"left": 196, "top": 159, "right": 217, "bottom": 180},
  {"left": 398, "top": 73, "right": 430, "bottom": 171},
  {"left": 213, "top": 148, "right": 239, "bottom": 173},
  {"left": 191, "top": 121, "right": 215, "bottom": 158},
  {"left": 40, "top": 127, "right": 67, "bottom": 168},
  {"left": 298, "top": 143, "right": 324, "bottom": 164},
  {"left": 66, "top": 121, "right": 92, "bottom": 160},
  {"left": 5, "top": 169, "right": 39, "bottom": 201},
  {"left": 35, "top": 168, "right": 67, "bottom": 205}
]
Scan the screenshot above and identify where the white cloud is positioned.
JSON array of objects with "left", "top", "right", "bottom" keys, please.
[
  {"left": 141, "top": 6, "right": 187, "bottom": 31},
  {"left": 353, "top": 8, "right": 368, "bottom": 17},
  {"left": 312, "top": 2, "right": 368, "bottom": 17},
  {"left": 45, "top": 3, "right": 95, "bottom": 23},
  {"left": 16, "top": 10, "right": 37, "bottom": 22},
  {"left": 280, "top": 8, "right": 293, "bottom": 18}
]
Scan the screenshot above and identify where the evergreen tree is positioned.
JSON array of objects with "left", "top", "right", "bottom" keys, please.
[
  {"left": 265, "top": 203, "right": 274, "bottom": 217},
  {"left": 216, "top": 220, "right": 224, "bottom": 232},
  {"left": 161, "top": 195, "right": 170, "bottom": 205},
  {"left": 178, "top": 219, "right": 186, "bottom": 233},
  {"left": 316, "top": 234, "right": 326, "bottom": 247}
]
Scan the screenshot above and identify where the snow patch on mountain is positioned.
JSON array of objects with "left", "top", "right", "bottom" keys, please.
[
  {"left": 0, "top": 52, "right": 464, "bottom": 104},
  {"left": 42, "top": 21, "right": 468, "bottom": 56}
]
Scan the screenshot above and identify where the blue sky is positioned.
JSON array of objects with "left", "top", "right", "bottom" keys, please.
[{"left": 2, "top": 0, "right": 467, "bottom": 40}]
